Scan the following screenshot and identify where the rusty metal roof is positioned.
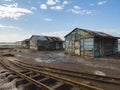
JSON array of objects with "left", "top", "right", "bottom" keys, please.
[
  {"left": 30, "top": 35, "right": 63, "bottom": 41},
  {"left": 45, "top": 36, "right": 63, "bottom": 41},
  {"left": 65, "top": 28, "right": 120, "bottom": 39}
]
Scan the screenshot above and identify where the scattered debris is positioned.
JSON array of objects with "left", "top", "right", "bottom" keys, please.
[{"left": 2, "top": 53, "right": 14, "bottom": 57}]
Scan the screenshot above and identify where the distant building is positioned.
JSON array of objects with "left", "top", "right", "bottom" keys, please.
[
  {"left": 15, "top": 41, "right": 22, "bottom": 48},
  {"left": 21, "top": 39, "right": 30, "bottom": 48},
  {"left": 118, "top": 40, "right": 120, "bottom": 51},
  {"left": 29, "top": 35, "right": 63, "bottom": 50},
  {"left": 65, "top": 28, "right": 120, "bottom": 57}
]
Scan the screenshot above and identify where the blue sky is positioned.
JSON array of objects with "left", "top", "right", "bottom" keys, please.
[{"left": 0, "top": 0, "right": 120, "bottom": 42}]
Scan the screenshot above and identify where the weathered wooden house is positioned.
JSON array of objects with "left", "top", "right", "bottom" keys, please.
[
  {"left": 65, "top": 28, "right": 120, "bottom": 57},
  {"left": 30, "top": 35, "right": 63, "bottom": 50},
  {"left": 21, "top": 39, "right": 30, "bottom": 48}
]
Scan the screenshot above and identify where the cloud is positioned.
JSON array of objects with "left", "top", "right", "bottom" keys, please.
[
  {"left": 63, "top": 1, "right": 69, "bottom": 5},
  {"left": 70, "top": 5, "right": 93, "bottom": 15},
  {"left": 0, "top": 31, "right": 67, "bottom": 42},
  {"left": 0, "top": 3, "right": 32, "bottom": 20},
  {"left": 46, "top": 0, "right": 60, "bottom": 5},
  {"left": 55, "top": 0, "right": 60, "bottom": 3},
  {"left": 43, "top": 18, "right": 53, "bottom": 21},
  {"left": 40, "top": 0, "right": 69, "bottom": 11},
  {"left": 90, "top": 1, "right": 107, "bottom": 7},
  {"left": 40, "top": 4, "right": 47, "bottom": 10},
  {"left": 0, "top": 24, "right": 22, "bottom": 30},
  {"left": 97, "top": 1, "right": 107, "bottom": 6},
  {"left": 0, "top": 33, "right": 31, "bottom": 42},
  {"left": 0, "top": 24, "right": 29, "bottom": 42},
  {"left": 50, "top": 5, "right": 63, "bottom": 10},
  {"left": 4, "top": 0, "right": 12, "bottom": 1},
  {"left": 31, "top": 7, "right": 37, "bottom": 10},
  {"left": 50, "top": 1, "right": 69, "bottom": 10},
  {"left": 73, "top": 5, "right": 81, "bottom": 10},
  {"left": 40, "top": 31, "right": 69, "bottom": 40},
  {"left": 0, "top": 33, "right": 21, "bottom": 42},
  {"left": 46, "top": 0, "right": 56, "bottom": 5}
]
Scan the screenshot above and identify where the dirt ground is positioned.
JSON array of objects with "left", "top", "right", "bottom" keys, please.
[
  {"left": 9, "top": 48, "right": 120, "bottom": 78},
  {"left": 0, "top": 48, "right": 120, "bottom": 90}
]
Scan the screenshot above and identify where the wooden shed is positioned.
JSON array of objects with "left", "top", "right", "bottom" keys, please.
[
  {"left": 65, "top": 28, "right": 120, "bottom": 57},
  {"left": 29, "top": 35, "right": 63, "bottom": 50},
  {"left": 21, "top": 39, "right": 30, "bottom": 48}
]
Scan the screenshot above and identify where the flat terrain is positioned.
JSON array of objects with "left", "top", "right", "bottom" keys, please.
[
  {"left": 0, "top": 48, "right": 120, "bottom": 90},
  {"left": 12, "top": 49, "right": 120, "bottom": 77}
]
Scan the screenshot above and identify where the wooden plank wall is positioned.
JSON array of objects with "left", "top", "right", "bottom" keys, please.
[
  {"left": 65, "top": 29, "right": 94, "bottom": 57},
  {"left": 84, "top": 38, "right": 94, "bottom": 57}
]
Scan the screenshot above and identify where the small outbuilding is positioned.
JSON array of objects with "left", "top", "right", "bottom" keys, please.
[
  {"left": 21, "top": 39, "right": 30, "bottom": 48},
  {"left": 29, "top": 35, "right": 63, "bottom": 50},
  {"left": 65, "top": 28, "right": 120, "bottom": 57}
]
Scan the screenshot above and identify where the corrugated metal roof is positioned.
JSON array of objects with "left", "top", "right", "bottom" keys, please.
[
  {"left": 45, "top": 36, "right": 63, "bottom": 41},
  {"left": 65, "top": 28, "right": 119, "bottom": 39},
  {"left": 36, "top": 36, "right": 47, "bottom": 41},
  {"left": 30, "top": 35, "right": 63, "bottom": 41},
  {"left": 89, "top": 31, "right": 114, "bottom": 37}
]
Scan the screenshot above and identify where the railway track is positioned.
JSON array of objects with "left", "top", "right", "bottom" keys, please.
[
  {"left": 12, "top": 58, "right": 120, "bottom": 86},
  {"left": 0, "top": 56, "right": 103, "bottom": 90}
]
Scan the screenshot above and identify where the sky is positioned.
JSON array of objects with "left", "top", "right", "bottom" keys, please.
[{"left": 0, "top": 0, "right": 120, "bottom": 42}]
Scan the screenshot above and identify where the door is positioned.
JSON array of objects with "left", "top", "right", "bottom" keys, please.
[
  {"left": 94, "top": 41, "right": 100, "bottom": 57},
  {"left": 56, "top": 43, "right": 59, "bottom": 49},
  {"left": 74, "top": 41, "right": 80, "bottom": 56},
  {"left": 80, "top": 39, "right": 84, "bottom": 57}
]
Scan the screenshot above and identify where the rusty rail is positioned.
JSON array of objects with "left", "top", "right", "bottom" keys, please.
[
  {"left": 14, "top": 59, "right": 120, "bottom": 85},
  {"left": 0, "top": 59, "right": 54, "bottom": 90},
  {"left": 0, "top": 56, "right": 103, "bottom": 90}
]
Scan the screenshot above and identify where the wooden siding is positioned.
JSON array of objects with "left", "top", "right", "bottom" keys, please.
[
  {"left": 37, "top": 41, "right": 63, "bottom": 50},
  {"left": 65, "top": 29, "right": 94, "bottom": 57},
  {"left": 65, "top": 40, "right": 74, "bottom": 55},
  {"left": 30, "top": 37, "right": 38, "bottom": 50},
  {"left": 22, "top": 39, "right": 29, "bottom": 48},
  {"left": 65, "top": 28, "right": 119, "bottom": 58},
  {"left": 84, "top": 38, "right": 94, "bottom": 57},
  {"left": 37, "top": 41, "right": 53, "bottom": 50},
  {"left": 65, "top": 30, "right": 76, "bottom": 55},
  {"left": 30, "top": 36, "right": 63, "bottom": 51}
]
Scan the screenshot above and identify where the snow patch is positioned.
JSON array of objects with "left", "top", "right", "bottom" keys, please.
[
  {"left": 35, "top": 58, "right": 51, "bottom": 63},
  {"left": 16, "top": 54, "right": 22, "bottom": 57},
  {"left": 0, "top": 80, "right": 18, "bottom": 90},
  {"left": 94, "top": 70, "right": 106, "bottom": 76},
  {"left": 6, "top": 57, "right": 18, "bottom": 61}
]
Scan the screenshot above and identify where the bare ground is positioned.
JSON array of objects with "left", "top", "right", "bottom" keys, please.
[
  {"left": 0, "top": 48, "right": 120, "bottom": 90},
  {"left": 11, "top": 49, "right": 120, "bottom": 77}
]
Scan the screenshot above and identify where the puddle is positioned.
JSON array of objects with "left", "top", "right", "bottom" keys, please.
[{"left": 94, "top": 70, "right": 106, "bottom": 76}]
